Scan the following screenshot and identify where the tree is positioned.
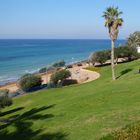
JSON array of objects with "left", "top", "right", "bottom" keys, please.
[
  {"left": 52, "top": 60, "right": 65, "bottom": 68},
  {"left": 19, "top": 74, "right": 42, "bottom": 92},
  {"left": 89, "top": 50, "right": 110, "bottom": 65},
  {"left": 89, "top": 52, "right": 97, "bottom": 65},
  {"left": 39, "top": 67, "right": 47, "bottom": 73},
  {"left": 115, "top": 45, "right": 139, "bottom": 62},
  {"left": 126, "top": 31, "right": 140, "bottom": 48},
  {"left": 50, "top": 69, "right": 71, "bottom": 85},
  {"left": 0, "top": 90, "right": 12, "bottom": 109},
  {"left": 103, "top": 6, "right": 123, "bottom": 80}
]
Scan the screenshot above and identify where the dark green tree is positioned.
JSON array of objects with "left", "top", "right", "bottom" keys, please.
[
  {"left": 19, "top": 74, "right": 42, "bottom": 92},
  {"left": 50, "top": 69, "right": 71, "bottom": 85}
]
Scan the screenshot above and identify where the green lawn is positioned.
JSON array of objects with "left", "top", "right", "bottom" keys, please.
[{"left": 0, "top": 60, "right": 140, "bottom": 140}]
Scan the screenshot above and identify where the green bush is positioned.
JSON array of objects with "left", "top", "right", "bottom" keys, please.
[
  {"left": 19, "top": 74, "right": 42, "bottom": 92},
  {"left": 89, "top": 45, "right": 139, "bottom": 65},
  {"left": 115, "top": 45, "right": 139, "bottom": 61},
  {"left": 115, "top": 45, "right": 127, "bottom": 58},
  {"left": 52, "top": 60, "right": 65, "bottom": 68},
  {"left": 89, "top": 52, "right": 97, "bottom": 65},
  {"left": 126, "top": 31, "right": 140, "bottom": 48},
  {"left": 66, "top": 65, "right": 73, "bottom": 68},
  {"left": 39, "top": 67, "right": 47, "bottom": 73},
  {"left": 0, "top": 90, "right": 12, "bottom": 109},
  {"left": 77, "top": 63, "right": 82, "bottom": 66},
  {"left": 90, "top": 50, "right": 110, "bottom": 64},
  {"left": 50, "top": 69, "right": 71, "bottom": 85},
  {"left": 46, "top": 66, "right": 55, "bottom": 72}
]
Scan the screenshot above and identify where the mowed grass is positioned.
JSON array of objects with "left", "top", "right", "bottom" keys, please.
[{"left": 0, "top": 60, "right": 140, "bottom": 140}]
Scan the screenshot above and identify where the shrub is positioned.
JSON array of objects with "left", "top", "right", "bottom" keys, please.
[
  {"left": 89, "top": 52, "right": 97, "bottom": 65},
  {"left": 46, "top": 66, "right": 55, "bottom": 72},
  {"left": 50, "top": 69, "right": 71, "bottom": 85},
  {"left": 125, "top": 46, "right": 139, "bottom": 61},
  {"left": 89, "top": 45, "right": 139, "bottom": 65},
  {"left": 66, "top": 65, "right": 73, "bottom": 68},
  {"left": 126, "top": 31, "right": 140, "bottom": 48},
  {"left": 115, "top": 45, "right": 139, "bottom": 61},
  {"left": 90, "top": 50, "right": 110, "bottom": 64},
  {"left": 100, "top": 122, "right": 140, "bottom": 140},
  {"left": 0, "top": 90, "right": 12, "bottom": 109},
  {"left": 39, "top": 67, "right": 47, "bottom": 73},
  {"left": 52, "top": 60, "right": 65, "bottom": 68},
  {"left": 19, "top": 74, "right": 42, "bottom": 92},
  {"left": 115, "top": 45, "right": 128, "bottom": 58},
  {"left": 97, "top": 50, "right": 110, "bottom": 64},
  {"left": 77, "top": 63, "right": 82, "bottom": 66},
  {"left": 21, "top": 73, "right": 32, "bottom": 79}
]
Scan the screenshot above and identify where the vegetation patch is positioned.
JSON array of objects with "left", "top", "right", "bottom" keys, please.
[
  {"left": 19, "top": 74, "right": 42, "bottom": 92},
  {"left": 100, "top": 122, "right": 140, "bottom": 140},
  {"left": 84, "top": 66, "right": 101, "bottom": 72},
  {"left": 50, "top": 69, "right": 71, "bottom": 85},
  {"left": 0, "top": 90, "right": 12, "bottom": 109}
]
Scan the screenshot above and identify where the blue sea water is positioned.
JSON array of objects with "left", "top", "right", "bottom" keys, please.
[{"left": 0, "top": 39, "right": 125, "bottom": 85}]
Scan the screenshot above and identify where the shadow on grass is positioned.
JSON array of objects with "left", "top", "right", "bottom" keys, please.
[
  {"left": 0, "top": 107, "right": 24, "bottom": 117},
  {"left": 0, "top": 121, "right": 68, "bottom": 140},
  {"left": 0, "top": 104, "right": 68, "bottom": 140},
  {"left": 117, "top": 68, "right": 133, "bottom": 79}
]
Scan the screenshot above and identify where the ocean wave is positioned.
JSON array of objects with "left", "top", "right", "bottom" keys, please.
[
  {"left": 24, "top": 68, "right": 40, "bottom": 74},
  {"left": 22, "top": 44, "right": 49, "bottom": 47},
  {"left": 0, "top": 75, "right": 18, "bottom": 85},
  {"left": 22, "top": 44, "right": 39, "bottom": 47},
  {"left": 0, "top": 68, "right": 40, "bottom": 85}
]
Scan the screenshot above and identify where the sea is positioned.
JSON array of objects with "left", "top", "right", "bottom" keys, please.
[{"left": 0, "top": 39, "right": 125, "bottom": 85}]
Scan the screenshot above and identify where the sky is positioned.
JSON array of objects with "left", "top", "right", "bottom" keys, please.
[{"left": 0, "top": 0, "right": 140, "bottom": 39}]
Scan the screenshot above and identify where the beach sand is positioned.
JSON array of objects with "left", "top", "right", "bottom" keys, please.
[{"left": 0, "top": 64, "right": 100, "bottom": 92}]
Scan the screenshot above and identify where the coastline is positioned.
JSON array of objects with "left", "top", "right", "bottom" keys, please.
[
  {"left": 0, "top": 60, "right": 101, "bottom": 92},
  {"left": 0, "top": 57, "right": 131, "bottom": 92},
  {"left": 0, "top": 59, "right": 88, "bottom": 86}
]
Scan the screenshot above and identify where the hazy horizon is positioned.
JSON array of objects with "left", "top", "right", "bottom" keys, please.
[{"left": 0, "top": 38, "right": 126, "bottom": 40}]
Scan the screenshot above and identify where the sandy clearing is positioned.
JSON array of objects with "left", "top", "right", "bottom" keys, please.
[{"left": 69, "top": 67, "right": 100, "bottom": 83}]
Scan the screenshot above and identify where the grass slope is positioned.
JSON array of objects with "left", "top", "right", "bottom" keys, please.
[{"left": 0, "top": 60, "right": 140, "bottom": 140}]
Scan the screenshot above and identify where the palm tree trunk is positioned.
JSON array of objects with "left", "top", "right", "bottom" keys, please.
[{"left": 111, "top": 40, "right": 116, "bottom": 80}]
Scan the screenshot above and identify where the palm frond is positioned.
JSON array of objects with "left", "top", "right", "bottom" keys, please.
[{"left": 102, "top": 6, "right": 123, "bottom": 28}]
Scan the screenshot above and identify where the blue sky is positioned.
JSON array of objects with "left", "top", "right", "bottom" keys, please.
[{"left": 0, "top": 0, "right": 140, "bottom": 39}]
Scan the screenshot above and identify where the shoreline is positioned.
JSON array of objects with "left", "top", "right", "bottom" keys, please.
[
  {"left": 0, "top": 60, "right": 94, "bottom": 92},
  {"left": 0, "top": 57, "right": 132, "bottom": 92},
  {"left": 0, "top": 59, "right": 88, "bottom": 86}
]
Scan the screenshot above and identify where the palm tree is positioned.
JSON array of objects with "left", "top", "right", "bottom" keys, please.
[
  {"left": 126, "top": 31, "right": 140, "bottom": 48},
  {"left": 103, "top": 6, "right": 123, "bottom": 80}
]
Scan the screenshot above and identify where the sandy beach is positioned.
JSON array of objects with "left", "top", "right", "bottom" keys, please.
[{"left": 0, "top": 63, "right": 100, "bottom": 92}]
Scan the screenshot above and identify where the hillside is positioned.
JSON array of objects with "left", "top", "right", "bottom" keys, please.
[{"left": 0, "top": 60, "right": 140, "bottom": 140}]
